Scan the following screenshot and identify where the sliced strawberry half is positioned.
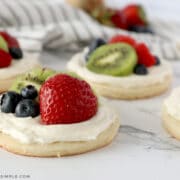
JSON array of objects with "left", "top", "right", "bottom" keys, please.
[
  {"left": 40, "top": 74, "right": 98, "bottom": 125},
  {"left": 0, "top": 31, "right": 20, "bottom": 48},
  {"left": 0, "top": 49, "right": 12, "bottom": 68}
]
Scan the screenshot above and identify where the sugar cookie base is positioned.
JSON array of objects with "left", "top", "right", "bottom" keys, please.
[
  {"left": 0, "top": 119, "right": 120, "bottom": 157},
  {"left": 88, "top": 75, "right": 172, "bottom": 99},
  {"left": 163, "top": 107, "right": 180, "bottom": 140}
]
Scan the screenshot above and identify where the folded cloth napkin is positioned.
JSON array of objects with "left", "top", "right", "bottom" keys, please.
[{"left": 0, "top": 0, "right": 179, "bottom": 61}]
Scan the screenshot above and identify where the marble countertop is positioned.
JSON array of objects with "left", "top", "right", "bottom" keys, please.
[{"left": 1, "top": 50, "right": 180, "bottom": 180}]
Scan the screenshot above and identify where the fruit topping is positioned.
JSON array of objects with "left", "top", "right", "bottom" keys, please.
[
  {"left": 0, "top": 49, "right": 12, "bottom": 68},
  {"left": 135, "top": 43, "right": 155, "bottom": 67},
  {"left": 15, "top": 99, "right": 39, "bottom": 118},
  {"left": 21, "top": 85, "right": 38, "bottom": 99},
  {"left": 86, "top": 38, "right": 106, "bottom": 61},
  {"left": 121, "top": 4, "right": 147, "bottom": 28},
  {"left": 109, "top": 35, "right": 136, "bottom": 47},
  {"left": 10, "top": 67, "right": 57, "bottom": 93},
  {"left": 0, "top": 36, "right": 8, "bottom": 52},
  {"left": 1, "top": 85, "right": 40, "bottom": 118},
  {"left": 154, "top": 56, "right": 161, "bottom": 66},
  {"left": 133, "top": 64, "right": 148, "bottom": 75},
  {"left": 111, "top": 10, "right": 128, "bottom": 29},
  {"left": 86, "top": 43, "right": 137, "bottom": 76},
  {"left": 40, "top": 74, "right": 98, "bottom": 125},
  {"left": 9, "top": 47, "right": 23, "bottom": 60},
  {"left": 1, "top": 91, "right": 22, "bottom": 113},
  {"left": 0, "top": 31, "right": 23, "bottom": 59}
]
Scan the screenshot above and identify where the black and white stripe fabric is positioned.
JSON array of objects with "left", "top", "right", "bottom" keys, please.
[{"left": 0, "top": 0, "right": 179, "bottom": 61}]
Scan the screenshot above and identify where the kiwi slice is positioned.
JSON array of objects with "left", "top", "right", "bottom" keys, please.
[
  {"left": 0, "top": 36, "right": 8, "bottom": 52},
  {"left": 10, "top": 67, "right": 85, "bottom": 94},
  {"left": 10, "top": 67, "right": 57, "bottom": 93},
  {"left": 25, "top": 67, "right": 57, "bottom": 83},
  {"left": 86, "top": 43, "right": 137, "bottom": 76}
]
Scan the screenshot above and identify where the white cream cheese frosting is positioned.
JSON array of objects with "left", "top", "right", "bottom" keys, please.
[
  {"left": 0, "top": 53, "right": 39, "bottom": 80},
  {"left": 164, "top": 87, "right": 180, "bottom": 119},
  {"left": 0, "top": 99, "right": 118, "bottom": 144},
  {"left": 67, "top": 48, "right": 172, "bottom": 88}
]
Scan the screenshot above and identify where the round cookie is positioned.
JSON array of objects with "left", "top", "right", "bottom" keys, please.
[
  {"left": 90, "top": 76, "right": 171, "bottom": 99},
  {"left": 162, "top": 107, "right": 180, "bottom": 140},
  {"left": 0, "top": 119, "right": 120, "bottom": 157},
  {"left": 67, "top": 50, "right": 172, "bottom": 100},
  {"left": 162, "top": 87, "right": 180, "bottom": 140}
]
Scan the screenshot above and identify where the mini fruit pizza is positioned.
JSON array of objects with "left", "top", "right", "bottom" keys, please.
[
  {"left": 67, "top": 35, "right": 172, "bottom": 99},
  {"left": 0, "top": 67, "right": 120, "bottom": 157}
]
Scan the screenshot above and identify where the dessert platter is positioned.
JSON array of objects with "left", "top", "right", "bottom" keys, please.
[
  {"left": 0, "top": 67, "right": 120, "bottom": 157},
  {"left": 67, "top": 34, "right": 172, "bottom": 99},
  {"left": 0, "top": 32, "right": 39, "bottom": 92}
]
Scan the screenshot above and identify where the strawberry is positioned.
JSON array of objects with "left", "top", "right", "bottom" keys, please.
[
  {"left": 0, "top": 31, "right": 20, "bottom": 48},
  {"left": 111, "top": 10, "right": 128, "bottom": 29},
  {"left": 40, "top": 74, "right": 98, "bottom": 125},
  {"left": 121, "top": 4, "right": 147, "bottom": 28},
  {"left": 109, "top": 35, "right": 136, "bottom": 47},
  {"left": 135, "top": 43, "right": 155, "bottom": 67},
  {"left": 0, "top": 49, "right": 12, "bottom": 68}
]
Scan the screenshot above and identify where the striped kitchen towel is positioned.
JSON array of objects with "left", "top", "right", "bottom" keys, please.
[{"left": 0, "top": 0, "right": 179, "bottom": 61}]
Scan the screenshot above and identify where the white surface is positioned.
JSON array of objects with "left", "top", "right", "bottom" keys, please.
[{"left": 1, "top": 51, "right": 180, "bottom": 180}]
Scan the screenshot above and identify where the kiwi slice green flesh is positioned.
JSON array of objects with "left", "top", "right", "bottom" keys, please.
[
  {"left": 26, "top": 67, "right": 57, "bottom": 83},
  {"left": 10, "top": 67, "right": 84, "bottom": 94},
  {"left": 86, "top": 43, "right": 137, "bottom": 76},
  {"left": 0, "top": 36, "right": 8, "bottom": 52},
  {"left": 10, "top": 67, "right": 57, "bottom": 93},
  {"left": 10, "top": 77, "right": 41, "bottom": 93}
]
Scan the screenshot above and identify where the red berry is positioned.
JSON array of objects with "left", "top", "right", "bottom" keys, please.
[
  {"left": 0, "top": 31, "right": 20, "bottom": 48},
  {"left": 121, "top": 4, "right": 147, "bottom": 27},
  {"left": 111, "top": 10, "right": 128, "bottom": 29},
  {"left": 40, "top": 74, "right": 98, "bottom": 125},
  {"left": 109, "top": 35, "right": 136, "bottom": 47},
  {"left": 0, "top": 49, "right": 12, "bottom": 68},
  {"left": 135, "top": 43, "right": 155, "bottom": 67}
]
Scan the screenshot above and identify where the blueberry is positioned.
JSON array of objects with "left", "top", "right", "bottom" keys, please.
[
  {"left": 134, "top": 64, "right": 148, "bottom": 75},
  {"left": 1, "top": 91, "right": 22, "bottom": 113},
  {"left": 154, "top": 56, "right": 161, "bottom": 65},
  {"left": 85, "top": 38, "right": 106, "bottom": 61},
  {"left": 15, "top": 99, "right": 39, "bottom": 118},
  {"left": 128, "top": 26, "right": 154, "bottom": 34},
  {"left": 21, "top": 85, "right": 38, "bottom": 99},
  {"left": 9, "top": 47, "right": 23, "bottom": 59}
]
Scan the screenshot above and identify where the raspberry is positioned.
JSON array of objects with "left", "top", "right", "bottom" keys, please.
[
  {"left": 135, "top": 43, "right": 155, "bottom": 67},
  {"left": 0, "top": 49, "right": 12, "bottom": 68},
  {"left": 40, "top": 74, "right": 98, "bottom": 125},
  {"left": 109, "top": 35, "right": 136, "bottom": 47}
]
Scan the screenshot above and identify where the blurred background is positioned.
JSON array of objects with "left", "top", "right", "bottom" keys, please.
[
  {"left": 105, "top": 0, "right": 180, "bottom": 21},
  {"left": 0, "top": 0, "right": 179, "bottom": 68}
]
